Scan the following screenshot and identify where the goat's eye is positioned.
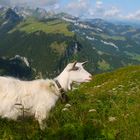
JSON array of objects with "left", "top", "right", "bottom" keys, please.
[{"left": 72, "top": 66, "right": 79, "bottom": 71}]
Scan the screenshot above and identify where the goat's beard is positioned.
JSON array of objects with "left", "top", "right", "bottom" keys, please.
[
  {"left": 71, "top": 82, "right": 81, "bottom": 90},
  {"left": 61, "top": 93, "right": 69, "bottom": 103}
]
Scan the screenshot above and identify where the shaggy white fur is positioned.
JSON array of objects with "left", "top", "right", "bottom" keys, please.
[{"left": 0, "top": 61, "right": 92, "bottom": 130}]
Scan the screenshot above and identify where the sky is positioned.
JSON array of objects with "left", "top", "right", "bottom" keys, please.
[{"left": 0, "top": 0, "right": 140, "bottom": 21}]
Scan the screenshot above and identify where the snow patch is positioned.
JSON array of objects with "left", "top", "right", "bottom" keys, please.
[
  {"left": 86, "top": 36, "right": 95, "bottom": 41},
  {"left": 62, "top": 17, "right": 76, "bottom": 23},
  {"left": 75, "top": 23, "right": 93, "bottom": 30},
  {"left": 96, "top": 28, "right": 103, "bottom": 32},
  {"left": 1, "top": 21, "right": 8, "bottom": 26},
  {"left": 10, "top": 55, "right": 30, "bottom": 67},
  {"left": 101, "top": 40, "right": 119, "bottom": 50}
]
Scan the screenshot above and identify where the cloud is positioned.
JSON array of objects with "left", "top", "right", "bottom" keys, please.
[
  {"left": 1, "top": 0, "right": 139, "bottom": 21},
  {"left": 125, "top": 10, "right": 140, "bottom": 20},
  {"left": 53, "top": 3, "right": 60, "bottom": 9},
  {"left": 63, "top": 0, "right": 120, "bottom": 19},
  {"left": 0, "top": 0, "right": 10, "bottom": 6},
  {"left": 104, "top": 7, "right": 120, "bottom": 17},
  {"left": 63, "top": 0, "right": 90, "bottom": 17},
  {"left": 0, "top": 0, "right": 59, "bottom": 7},
  {"left": 63, "top": 0, "right": 140, "bottom": 21},
  {"left": 96, "top": 1, "right": 103, "bottom": 9},
  {"left": 64, "top": 1, "right": 140, "bottom": 21},
  {"left": 86, "top": 1, "right": 105, "bottom": 18},
  {"left": 87, "top": 1, "right": 121, "bottom": 19}
]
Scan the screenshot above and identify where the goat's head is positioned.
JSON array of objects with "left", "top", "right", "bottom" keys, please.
[
  {"left": 63, "top": 61, "right": 92, "bottom": 84},
  {"left": 56, "top": 61, "right": 92, "bottom": 92}
]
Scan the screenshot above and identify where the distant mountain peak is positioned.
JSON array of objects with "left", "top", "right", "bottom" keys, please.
[{"left": 4, "top": 8, "right": 21, "bottom": 22}]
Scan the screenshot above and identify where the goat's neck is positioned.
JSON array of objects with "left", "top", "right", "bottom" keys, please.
[{"left": 55, "top": 71, "right": 72, "bottom": 92}]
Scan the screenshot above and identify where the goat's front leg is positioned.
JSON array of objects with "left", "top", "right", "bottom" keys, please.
[
  {"left": 38, "top": 118, "right": 47, "bottom": 130},
  {"left": 35, "top": 108, "right": 50, "bottom": 130}
]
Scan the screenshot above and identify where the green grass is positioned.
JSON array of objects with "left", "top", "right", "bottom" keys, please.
[
  {"left": 9, "top": 19, "right": 74, "bottom": 37},
  {"left": 0, "top": 65, "right": 140, "bottom": 139},
  {"left": 121, "top": 29, "right": 137, "bottom": 35},
  {"left": 92, "top": 32, "right": 126, "bottom": 41},
  {"left": 125, "top": 51, "right": 140, "bottom": 61},
  {"left": 50, "top": 41, "right": 67, "bottom": 55},
  {"left": 98, "top": 59, "right": 111, "bottom": 71},
  {"left": 133, "top": 33, "right": 140, "bottom": 39}
]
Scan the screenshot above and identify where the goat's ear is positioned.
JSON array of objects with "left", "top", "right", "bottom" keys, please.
[{"left": 81, "top": 61, "right": 88, "bottom": 65}]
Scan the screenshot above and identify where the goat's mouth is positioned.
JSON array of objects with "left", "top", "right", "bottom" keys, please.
[
  {"left": 85, "top": 77, "right": 92, "bottom": 82},
  {"left": 76, "top": 79, "right": 92, "bottom": 83},
  {"left": 73, "top": 78, "right": 92, "bottom": 84},
  {"left": 85, "top": 79, "right": 92, "bottom": 82}
]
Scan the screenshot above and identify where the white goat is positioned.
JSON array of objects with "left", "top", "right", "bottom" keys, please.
[{"left": 0, "top": 61, "right": 92, "bottom": 130}]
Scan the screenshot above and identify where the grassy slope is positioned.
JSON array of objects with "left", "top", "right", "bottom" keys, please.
[
  {"left": 9, "top": 18, "right": 74, "bottom": 37},
  {"left": 0, "top": 65, "right": 140, "bottom": 140},
  {"left": 91, "top": 32, "right": 126, "bottom": 41}
]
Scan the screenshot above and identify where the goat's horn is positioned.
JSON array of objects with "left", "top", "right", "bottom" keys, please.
[
  {"left": 82, "top": 61, "right": 88, "bottom": 65},
  {"left": 72, "top": 61, "right": 77, "bottom": 68}
]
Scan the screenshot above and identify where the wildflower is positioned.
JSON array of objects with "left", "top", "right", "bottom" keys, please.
[
  {"left": 125, "top": 114, "right": 129, "bottom": 118},
  {"left": 65, "top": 103, "right": 71, "bottom": 108},
  {"left": 122, "top": 113, "right": 129, "bottom": 118},
  {"left": 88, "top": 109, "right": 97, "bottom": 112},
  {"left": 118, "top": 85, "right": 124, "bottom": 88},
  {"left": 62, "top": 108, "right": 69, "bottom": 112},
  {"left": 97, "top": 100, "right": 101, "bottom": 103},
  {"left": 112, "top": 88, "right": 116, "bottom": 91},
  {"left": 90, "top": 94, "right": 94, "bottom": 98},
  {"left": 108, "top": 116, "right": 116, "bottom": 122}
]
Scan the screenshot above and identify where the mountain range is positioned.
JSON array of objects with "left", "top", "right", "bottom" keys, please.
[{"left": 0, "top": 6, "right": 140, "bottom": 78}]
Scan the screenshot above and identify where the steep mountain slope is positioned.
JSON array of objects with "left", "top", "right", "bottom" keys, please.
[{"left": 0, "top": 65, "right": 139, "bottom": 139}]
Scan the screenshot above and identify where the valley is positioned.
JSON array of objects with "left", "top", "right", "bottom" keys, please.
[{"left": 0, "top": 6, "right": 140, "bottom": 78}]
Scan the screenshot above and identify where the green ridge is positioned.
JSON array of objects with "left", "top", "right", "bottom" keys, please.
[{"left": 9, "top": 19, "right": 74, "bottom": 37}]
